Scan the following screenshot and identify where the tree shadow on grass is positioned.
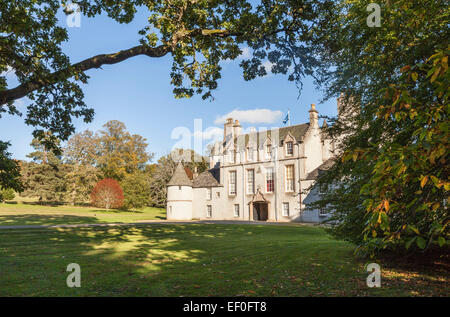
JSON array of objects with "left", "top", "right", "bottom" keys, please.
[
  {"left": 88, "top": 209, "right": 144, "bottom": 214},
  {"left": 0, "top": 214, "right": 99, "bottom": 226},
  {"left": 0, "top": 224, "right": 448, "bottom": 297},
  {"left": 22, "top": 201, "right": 67, "bottom": 207}
]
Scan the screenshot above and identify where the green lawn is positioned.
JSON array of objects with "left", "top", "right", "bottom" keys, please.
[
  {"left": 0, "top": 203, "right": 166, "bottom": 226},
  {"left": 0, "top": 224, "right": 447, "bottom": 296}
]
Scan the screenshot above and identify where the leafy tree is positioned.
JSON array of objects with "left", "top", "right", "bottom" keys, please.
[
  {"left": 0, "top": 141, "right": 22, "bottom": 191},
  {"left": 64, "top": 164, "right": 100, "bottom": 205},
  {"left": 96, "top": 120, "right": 153, "bottom": 180},
  {"left": 1, "top": 0, "right": 332, "bottom": 151},
  {"left": 121, "top": 171, "right": 151, "bottom": 210},
  {"left": 148, "top": 156, "right": 177, "bottom": 208},
  {"left": 0, "top": 188, "right": 15, "bottom": 202},
  {"left": 62, "top": 130, "right": 100, "bottom": 205},
  {"left": 20, "top": 137, "right": 68, "bottom": 202},
  {"left": 20, "top": 161, "right": 68, "bottom": 202},
  {"left": 27, "top": 134, "right": 61, "bottom": 164},
  {"left": 63, "top": 130, "right": 98, "bottom": 166},
  {"left": 309, "top": 0, "right": 449, "bottom": 256},
  {"left": 90, "top": 178, "right": 124, "bottom": 210}
]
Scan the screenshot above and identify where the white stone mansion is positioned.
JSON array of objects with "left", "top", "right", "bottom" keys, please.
[{"left": 166, "top": 102, "right": 339, "bottom": 222}]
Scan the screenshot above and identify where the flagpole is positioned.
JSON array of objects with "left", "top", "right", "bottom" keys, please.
[{"left": 288, "top": 108, "right": 291, "bottom": 126}]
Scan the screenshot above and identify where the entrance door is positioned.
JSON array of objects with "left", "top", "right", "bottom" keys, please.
[{"left": 252, "top": 202, "right": 269, "bottom": 221}]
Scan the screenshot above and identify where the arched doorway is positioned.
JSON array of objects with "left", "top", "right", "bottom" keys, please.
[
  {"left": 248, "top": 188, "right": 270, "bottom": 221},
  {"left": 252, "top": 202, "right": 269, "bottom": 221}
]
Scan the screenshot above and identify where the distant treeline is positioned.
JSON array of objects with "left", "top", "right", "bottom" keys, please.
[{"left": 18, "top": 120, "right": 208, "bottom": 209}]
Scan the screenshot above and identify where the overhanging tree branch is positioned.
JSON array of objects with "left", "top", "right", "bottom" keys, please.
[{"left": 0, "top": 44, "right": 172, "bottom": 105}]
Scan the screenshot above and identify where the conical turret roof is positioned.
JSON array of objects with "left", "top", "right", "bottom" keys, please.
[{"left": 167, "top": 162, "right": 193, "bottom": 186}]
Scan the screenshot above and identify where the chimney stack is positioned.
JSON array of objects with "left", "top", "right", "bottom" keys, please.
[
  {"left": 223, "top": 117, "right": 234, "bottom": 144},
  {"left": 193, "top": 166, "right": 198, "bottom": 178},
  {"left": 233, "top": 119, "right": 242, "bottom": 137},
  {"left": 309, "top": 103, "right": 319, "bottom": 129}
]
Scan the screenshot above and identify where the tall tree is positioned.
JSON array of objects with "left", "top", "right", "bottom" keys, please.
[
  {"left": 27, "top": 133, "right": 61, "bottom": 164},
  {"left": 63, "top": 130, "right": 98, "bottom": 166},
  {"left": 96, "top": 120, "right": 153, "bottom": 180},
  {"left": 20, "top": 137, "right": 67, "bottom": 201},
  {"left": 0, "top": 141, "right": 22, "bottom": 191},
  {"left": 309, "top": 0, "right": 449, "bottom": 255},
  {"left": 63, "top": 130, "right": 99, "bottom": 205},
  {"left": 121, "top": 170, "right": 151, "bottom": 210},
  {"left": 1, "top": 0, "right": 332, "bottom": 152},
  {"left": 63, "top": 164, "right": 99, "bottom": 205}
]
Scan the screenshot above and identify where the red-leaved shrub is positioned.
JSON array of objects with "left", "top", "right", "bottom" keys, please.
[{"left": 90, "top": 178, "right": 124, "bottom": 210}]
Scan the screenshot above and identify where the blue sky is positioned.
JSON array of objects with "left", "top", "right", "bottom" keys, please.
[{"left": 1, "top": 7, "right": 338, "bottom": 162}]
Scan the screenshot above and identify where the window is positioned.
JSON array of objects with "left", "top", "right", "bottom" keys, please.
[
  {"left": 247, "top": 147, "right": 253, "bottom": 161},
  {"left": 229, "top": 171, "right": 237, "bottom": 195},
  {"left": 285, "top": 165, "right": 295, "bottom": 192},
  {"left": 228, "top": 151, "right": 234, "bottom": 163},
  {"left": 206, "top": 188, "right": 212, "bottom": 200},
  {"left": 266, "top": 167, "right": 274, "bottom": 193},
  {"left": 266, "top": 144, "right": 272, "bottom": 159},
  {"left": 282, "top": 202, "right": 290, "bottom": 217},
  {"left": 234, "top": 204, "right": 240, "bottom": 217},
  {"left": 206, "top": 205, "right": 212, "bottom": 218},
  {"left": 319, "top": 206, "right": 328, "bottom": 217},
  {"left": 247, "top": 169, "right": 255, "bottom": 194},
  {"left": 178, "top": 186, "right": 182, "bottom": 190},
  {"left": 286, "top": 141, "right": 293, "bottom": 156}
]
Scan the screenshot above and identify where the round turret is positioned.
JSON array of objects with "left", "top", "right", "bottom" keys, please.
[{"left": 166, "top": 162, "right": 193, "bottom": 220}]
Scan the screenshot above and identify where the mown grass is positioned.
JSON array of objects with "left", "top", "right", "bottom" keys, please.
[
  {"left": 0, "top": 203, "right": 166, "bottom": 226},
  {"left": 0, "top": 224, "right": 447, "bottom": 296}
]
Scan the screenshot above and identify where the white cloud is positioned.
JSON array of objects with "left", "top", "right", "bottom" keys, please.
[{"left": 214, "top": 109, "right": 283, "bottom": 125}]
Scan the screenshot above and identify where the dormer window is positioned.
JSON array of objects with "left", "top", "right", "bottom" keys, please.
[
  {"left": 265, "top": 144, "right": 272, "bottom": 159},
  {"left": 228, "top": 151, "right": 234, "bottom": 163},
  {"left": 247, "top": 147, "right": 253, "bottom": 161},
  {"left": 286, "top": 141, "right": 293, "bottom": 156}
]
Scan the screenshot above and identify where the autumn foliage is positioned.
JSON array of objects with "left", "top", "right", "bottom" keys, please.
[{"left": 90, "top": 178, "right": 124, "bottom": 210}]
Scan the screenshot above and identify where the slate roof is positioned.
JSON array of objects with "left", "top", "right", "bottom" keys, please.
[
  {"left": 228, "top": 123, "right": 310, "bottom": 152},
  {"left": 192, "top": 168, "right": 221, "bottom": 188},
  {"left": 304, "top": 158, "right": 335, "bottom": 180},
  {"left": 167, "top": 162, "right": 193, "bottom": 186}
]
